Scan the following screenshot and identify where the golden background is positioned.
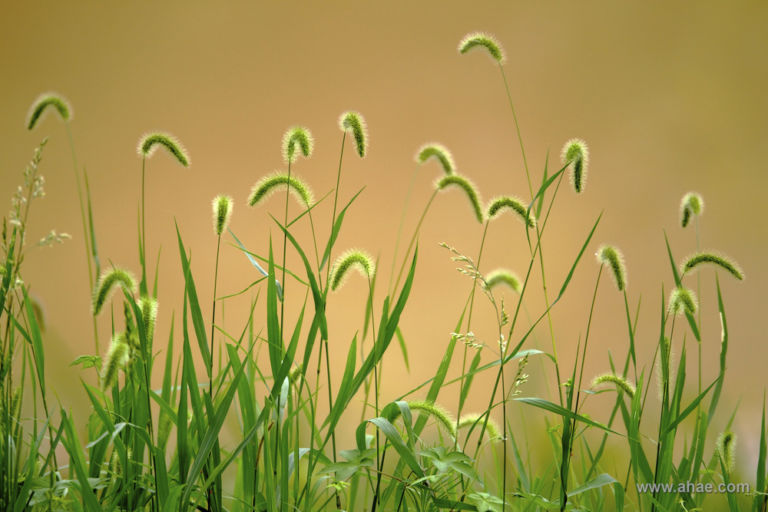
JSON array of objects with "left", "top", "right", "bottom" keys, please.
[{"left": 2, "top": 1, "right": 767, "bottom": 475}]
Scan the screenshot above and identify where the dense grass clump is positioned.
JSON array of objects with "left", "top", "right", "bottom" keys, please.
[{"left": 1, "top": 30, "right": 761, "bottom": 512}]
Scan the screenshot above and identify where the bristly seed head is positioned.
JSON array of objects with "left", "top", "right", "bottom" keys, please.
[
  {"left": 282, "top": 126, "right": 314, "bottom": 164},
  {"left": 484, "top": 269, "right": 521, "bottom": 294},
  {"left": 137, "top": 132, "right": 190, "bottom": 167},
  {"left": 596, "top": 244, "right": 627, "bottom": 292},
  {"left": 458, "top": 413, "right": 502, "bottom": 441},
  {"left": 680, "top": 192, "right": 704, "bottom": 228},
  {"left": 716, "top": 431, "right": 736, "bottom": 473},
  {"left": 561, "top": 138, "right": 589, "bottom": 194},
  {"left": 416, "top": 143, "right": 455, "bottom": 174},
  {"left": 407, "top": 400, "right": 457, "bottom": 438},
  {"left": 435, "top": 174, "right": 484, "bottom": 223},
  {"left": 458, "top": 31, "right": 505, "bottom": 63},
  {"left": 101, "top": 333, "right": 130, "bottom": 390},
  {"left": 681, "top": 252, "right": 744, "bottom": 281},
  {"left": 668, "top": 286, "right": 698, "bottom": 316},
  {"left": 212, "top": 195, "right": 233, "bottom": 236},
  {"left": 139, "top": 295, "right": 158, "bottom": 342},
  {"left": 487, "top": 196, "right": 535, "bottom": 228},
  {"left": 27, "top": 92, "right": 72, "bottom": 130},
  {"left": 339, "top": 111, "right": 368, "bottom": 158},
  {"left": 248, "top": 173, "right": 313, "bottom": 207},
  {"left": 592, "top": 373, "right": 636, "bottom": 398},
  {"left": 330, "top": 249, "right": 375, "bottom": 291},
  {"left": 92, "top": 267, "right": 137, "bottom": 316}
]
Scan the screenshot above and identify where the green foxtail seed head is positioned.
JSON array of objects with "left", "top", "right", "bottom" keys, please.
[
  {"left": 212, "top": 195, "right": 233, "bottom": 236},
  {"left": 458, "top": 32, "right": 505, "bottom": 63},
  {"left": 680, "top": 192, "right": 704, "bottom": 228},
  {"left": 596, "top": 244, "right": 627, "bottom": 292},
  {"left": 137, "top": 132, "right": 190, "bottom": 167},
  {"left": 458, "top": 413, "right": 502, "bottom": 441},
  {"left": 416, "top": 143, "right": 455, "bottom": 174},
  {"left": 435, "top": 174, "right": 484, "bottom": 223},
  {"left": 561, "top": 138, "right": 589, "bottom": 194},
  {"left": 330, "top": 249, "right": 375, "bottom": 291},
  {"left": 716, "top": 431, "right": 736, "bottom": 473},
  {"left": 681, "top": 252, "right": 743, "bottom": 281},
  {"left": 92, "top": 267, "right": 137, "bottom": 316},
  {"left": 101, "top": 333, "right": 130, "bottom": 390},
  {"left": 139, "top": 295, "right": 158, "bottom": 342},
  {"left": 27, "top": 92, "right": 72, "bottom": 130},
  {"left": 668, "top": 287, "right": 698, "bottom": 316},
  {"left": 282, "top": 126, "right": 314, "bottom": 164},
  {"left": 484, "top": 269, "right": 521, "bottom": 293},
  {"left": 487, "top": 196, "right": 535, "bottom": 228},
  {"left": 407, "top": 401, "right": 457, "bottom": 438},
  {"left": 592, "top": 373, "right": 636, "bottom": 398},
  {"left": 339, "top": 111, "right": 368, "bottom": 158},
  {"left": 248, "top": 173, "right": 314, "bottom": 207}
]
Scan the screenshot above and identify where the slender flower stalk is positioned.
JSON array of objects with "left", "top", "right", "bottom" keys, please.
[{"left": 209, "top": 195, "right": 232, "bottom": 395}]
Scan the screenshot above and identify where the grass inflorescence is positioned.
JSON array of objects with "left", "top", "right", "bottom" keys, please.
[
  {"left": 435, "top": 174, "right": 484, "bottom": 223},
  {"left": 248, "top": 173, "right": 314, "bottom": 207},
  {"left": 26, "top": 92, "right": 72, "bottom": 130}
]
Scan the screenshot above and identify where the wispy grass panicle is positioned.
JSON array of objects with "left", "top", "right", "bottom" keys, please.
[
  {"left": 596, "top": 244, "right": 627, "bottom": 291},
  {"left": 668, "top": 287, "right": 698, "bottom": 316},
  {"left": 248, "top": 173, "right": 314, "bottom": 207},
  {"left": 716, "top": 431, "right": 736, "bottom": 473},
  {"left": 282, "top": 126, "right": 314, "bottom": 163},
  {"left": 487, "top": 196, "right": 535, "bottom": 228},
  {"left": 407, "top": 400, "right": 457, "bottom": 438},
  {"left": 680, "top": 192, "right": 704, "bottom": 228},
  {"left": 330, "top": 249, "right": 375, "bottom": 291},
  {"left": 592, "top": 373, "right": 636, "bottom": 398},
  {"left": 339, "top": 111, "right": 368, "bottom": 158},
  {"left": 137, "top": 132, "right": 189, "bottom": 167},
  {"left": 681, "top": 252, "right": 744, "bottom": 280},
  {"left": 458, "top": 31, "right": 505, "bottom": 63},
  {"left": 26, "top": 92, "right": 72, "bottom": 130},
  {"left": 92, "top": 267, "right": 137, "bottom": 315},
  {"left": 212, "top": 195, "right": 233, "bottom": 236},
  {"left": 100, "top": 333, "right": 130, "bottom": 390},
  {"left": 458, "top": 413, "right": 502, "bottom": 441},
  {"left": 561, "top": 138, "right": 589, "bottom": 194},
  {"left": 435, "top": 174, "right": 484, "bottom": 223},
  {"left": 484, "top": 269, "right": 521, "bottom": 293},
  {"left": 416, "top": 143, "right": 455, "bottom": 174}
]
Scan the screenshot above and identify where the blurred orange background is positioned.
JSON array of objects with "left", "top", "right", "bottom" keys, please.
[{"left": 1, "top": 1, "right": 767, "bottom": 477}]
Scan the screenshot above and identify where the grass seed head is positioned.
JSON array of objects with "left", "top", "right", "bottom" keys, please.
[
  {"left": 330, "top": 249, "right": 375, "bottom": 291},
  {"left": 681, "top": 252, "right": 743, "bottom": 281},
  {"left": 92, "top": 267, "right": 137, "bottom": 316},
  {"left": 407, "top": 400, "right": 457, "bottom": 438},
  {"left": 139, "top": 295, "right": 158, "bottom": 342},
  {"left": 592, "top": 373, "right": 636, "bottom": 398},
  {"left": 561, "top": 138, "right": 589, "bottom": 194},
  {"left": 487, "top": 196, "right": 535, "bottom": 228},
  {"left": 26, "top": 92, "right": 72, "bottom": 130},
  {"left": 458, "top": 413, "right": 502, "bottom": 441},
  {"left": 339, "top": 111, "right": 368, "bottom": 158},
  {"left": 435, "top": 174, "right": 484, "bottom": 223},
  {"left": 416, "top": 143, "right": 455, "bottom": 174},
  {"left": 248, "top": 173, "right": 314, "bottom": 207},
  {"left": 458, "top": 31, "right": 505, "bottom": 63},
  {"left": 680, "top": 192, "right": 704, "bottom": 228},
  {"left": 596, "top": 244, "right": 627, "bottom": 292},
  {"left": 716, "top": 431, "right": 736, "bottom": 473},
  {"left": 212, "top": 195, "right": 233, "bottom": 236},
  {"left": 101, "top": 333, "right": 130, "bottom": 390},
  {"left": 668, "top": 287, "right": 698, "bottom": 316},
  {"left": 137, "top": 132, "right": 190, "bottom": 167},
  {"left": 484, "top": 269, "right": 521, "bottom": 293},
  {"left": 282, "top": 126, "right": 314, "bottom": 164}
]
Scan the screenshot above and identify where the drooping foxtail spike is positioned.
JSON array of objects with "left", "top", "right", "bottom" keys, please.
[
  {"left": 27, "top": 92, "right": 72, "bottom": 130},
  {"left": 137, "top": 132, "right": 189, "bottom": 167},
  {"left": 339, "top": 111, "right": 368, "bottom": 158}
]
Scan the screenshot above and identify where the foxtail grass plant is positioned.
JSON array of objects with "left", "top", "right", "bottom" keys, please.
[{"left": 6, "top": 30, "right": 761, "bottom": 512}]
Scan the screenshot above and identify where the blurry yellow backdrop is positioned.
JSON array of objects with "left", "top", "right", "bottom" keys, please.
[{"left": 1, "top": 1, "right": 767, "bottom": 474}]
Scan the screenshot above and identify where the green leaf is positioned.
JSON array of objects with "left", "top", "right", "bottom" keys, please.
[{"left": 515, "top": 397, "right": 621, "bottom": 436}]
